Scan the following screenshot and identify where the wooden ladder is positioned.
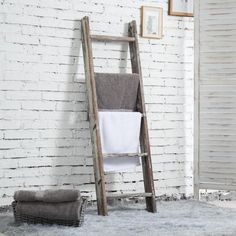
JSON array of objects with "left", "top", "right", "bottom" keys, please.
[{"left": 81, "top": 16, "right": 157, "bottom": 216}]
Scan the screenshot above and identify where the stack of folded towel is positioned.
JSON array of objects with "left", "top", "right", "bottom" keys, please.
[{"left": 13, "top": 189, "right": 83, "bottom": 223}]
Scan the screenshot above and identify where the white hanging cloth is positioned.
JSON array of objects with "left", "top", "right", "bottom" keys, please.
[{"left": 98, "top": 111, "right": 142, "bottom": 172}]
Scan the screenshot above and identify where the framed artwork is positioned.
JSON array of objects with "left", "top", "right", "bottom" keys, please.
[
  {"left": 141, "top": 6, "right": 163, "bottom": 39},
  {"left": 169, "top": 0, "right": 194, "bottom": 17}
]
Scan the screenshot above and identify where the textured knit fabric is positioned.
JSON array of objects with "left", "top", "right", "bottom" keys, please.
[
  {"left": 95, "top": 73, "right": 140, "bottom": 110},
  {"left": 15, "top": 200, "right": 82, "bottom": 221},
  {"left": 14, "top": 189, "right": 80, "bottom": 203}
]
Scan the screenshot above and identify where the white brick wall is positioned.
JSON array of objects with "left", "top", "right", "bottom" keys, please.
[{"left": 0, "top": 0, "right": 194, "bottom": 206}]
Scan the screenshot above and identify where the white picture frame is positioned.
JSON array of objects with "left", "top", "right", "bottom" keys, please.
[{"left": 141, "top": 6, "right": 163, "bottom": 39}]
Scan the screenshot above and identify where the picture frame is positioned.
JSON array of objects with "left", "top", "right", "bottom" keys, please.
[
  {"left": 141, "top": 6, "right": 163, "bottom": 39},
  {"left": 169, "top": 0, "right": 194, "bottom": 17}
]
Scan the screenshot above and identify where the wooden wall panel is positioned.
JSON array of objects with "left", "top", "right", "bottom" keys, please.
[{"left": 195, "top": 0, "right": 236, "bottom": 194}]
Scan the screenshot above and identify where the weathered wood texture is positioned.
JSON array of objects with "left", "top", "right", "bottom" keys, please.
[
  {"left": 128, "top": 20, "right": 157, "bottom": 213},
  {"left": 91, "top": 35, "right": 135, "bottom": 42},
  {"left": 82, "top": 17, "right": 156, "bottom": 215},
  {"left": 107, "top": 192, "right": 153, "bottom": 198},
  {"left": 81, "top": 16, "right": 107, "bottom": 216},
  {"left": 103, "top": 153, "right": 148, "bottom": 158},
  {"left": 196, "top": 0, "right": 236, "bottom": 193}
]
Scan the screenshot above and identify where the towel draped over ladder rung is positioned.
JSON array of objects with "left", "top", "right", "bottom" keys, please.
[
  {"left": 91, "top": 34, "right": 135, "bottom": 42},
  {"left": 98, "top": 110, "right": 146, "bottom": 117},
  {"left": 81, "top": 16, "right": 156, "bottom": 216},
  {"left": 106, "top": 193, "right": 153, "bottom": 199}
]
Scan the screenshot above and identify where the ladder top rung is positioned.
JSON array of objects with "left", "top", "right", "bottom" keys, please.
[
  {"left": 103, "top": 153, "right": 148, "bottom": 158},
  {"left": 107, "top": 192, "right": 153, "bottom": 198},
  {"left": 91, "top": 34, "right": 135, "bottom": 42}
]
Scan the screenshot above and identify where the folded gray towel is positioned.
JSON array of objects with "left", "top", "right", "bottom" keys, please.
[
  {"left": 15, "top": 200, "right": 82, "bottom": 221},
  {"left": 14, "top": 189, "right": 81, "bottom": 203},
  {"left": 95, "top": 73, "right": 140, "bottom": 110}
]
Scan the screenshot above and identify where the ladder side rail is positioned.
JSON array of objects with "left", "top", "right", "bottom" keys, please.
[
  {"left": 128, "top": 20, "right": 157, "bottom": 213},
  {"left": 81, "top": 16, "right": 108, "bottom": 216}
]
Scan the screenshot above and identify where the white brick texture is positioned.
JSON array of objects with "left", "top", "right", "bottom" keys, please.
[{"left": 0, "top": 0, "right": 194, "bottom": 206}]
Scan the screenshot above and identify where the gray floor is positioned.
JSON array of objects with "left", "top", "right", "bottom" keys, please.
[{"left": 1, "top": 200, "right": 236, "bottom": 236}]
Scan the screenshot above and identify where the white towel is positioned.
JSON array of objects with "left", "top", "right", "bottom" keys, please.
[{"left": 98, "top": 111, "right": 142, "bottom": 172}]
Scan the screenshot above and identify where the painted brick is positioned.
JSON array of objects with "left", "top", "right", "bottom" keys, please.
[{"left": 0, "top": 0, "right": 193, "bottom": 206}]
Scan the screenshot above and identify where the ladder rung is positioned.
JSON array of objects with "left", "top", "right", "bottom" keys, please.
[
  {"left": 107, "top": 192, "right": 153, "bottom": 199},
  {"left": 103, "top": 153, "right": 148, "bottom": 158},
  {"left": 98, "top": 110, "right": 146, "bottom": 117},
  {"left": 91, "top": 34, "right": 135, "bottom": 42},
  {"left": 98, "top": 109, "right": 136, "bottom": 112}
]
